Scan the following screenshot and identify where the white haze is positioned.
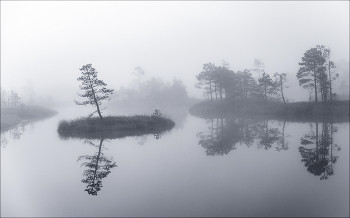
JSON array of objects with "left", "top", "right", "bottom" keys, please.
[{"left": 1, "top": 1, "right": 349, "bottom": 107}]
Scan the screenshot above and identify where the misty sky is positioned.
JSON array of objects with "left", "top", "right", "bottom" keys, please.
[{"left": 1, "top": 1, "right": 349, "bottom": 104}]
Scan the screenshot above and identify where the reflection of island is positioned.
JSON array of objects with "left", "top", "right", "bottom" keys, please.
[
  {"left": 197, "top": 117, "right": 289, "bottom": 156},
  {"left": 298, "top": 122, "right": 340, "bottom": 180},
  {"left": 77, "top": 138, "right": 117, "bottom": 195},
  {"left": 1, "top": 122, "right": 28, "bottom": 147},
  {"left": 9, "top": 122, "right": 27, "bottom": 140}
]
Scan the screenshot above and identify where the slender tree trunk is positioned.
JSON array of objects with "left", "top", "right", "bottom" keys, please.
[
  {"left": 314, "top": 68, "right": 318, "bottom": 102},
  {"left": 88, "top": 75, "right": 103, "bottom": 120},
  {"left": 328, "top": 60, "right": 332, "bottom": 102},
  {"left": 209, "top": 80, "right": 213, "bottom": 101},
  {"left": 92, "top": 89, "right": 103, "bottom": 120},
  {"left": 138, "top": 75, "right": 141, "bottom": 98},
  {"left": 93, "top": 138, "right": 104, "bottom": 181},
  {"left": 264, "top": 84, "right": 267, "bottom": 103},
  {"left": 280, "top": 79, "right": 286, "bottom": 104},
  {"left": 316, "top": 122, "right": 319, "bottom": 151},
  {"left": 219, "top": 87, "right": 222, "bottom": 101},
  {"left": 214, "top": 83, "right": 217, "bottom": 100}
]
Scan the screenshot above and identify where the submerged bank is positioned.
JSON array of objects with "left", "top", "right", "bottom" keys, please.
[
  {"left": 189, "top": 100, "right": 350, "bottom": 122},
  {"left": 1, "top": 105, "right": 58, "bottom": 131},
  {"left": 57, "top": 115, "right": 176, "bottom": 139}
]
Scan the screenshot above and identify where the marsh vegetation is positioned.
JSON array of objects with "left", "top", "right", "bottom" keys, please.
[{"left": 57, "top": 113, "right": 175, "bottom": 140}]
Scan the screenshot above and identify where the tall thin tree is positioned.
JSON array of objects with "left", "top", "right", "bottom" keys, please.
[
  {"left": 75, "top": 64, "right": 114, "bottom": 120},
  {"left": 132, "top": 66, "right": 145, "bottom": 98},
  {"left": 297, "top": 47, "right": 326, "bottom": 102}
]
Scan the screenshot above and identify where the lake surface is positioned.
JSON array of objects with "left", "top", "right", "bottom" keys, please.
[{"left": 1, "top": 106, "right": 349, "bottom": 217}]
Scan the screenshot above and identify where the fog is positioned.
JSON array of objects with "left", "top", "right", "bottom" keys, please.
[{"left": 1, "top": 1, "right": 349, "bottom": 108}]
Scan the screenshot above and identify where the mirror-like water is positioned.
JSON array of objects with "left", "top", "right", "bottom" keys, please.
[{"left": 1, "top": 107, "right": 349, "bottom": 217}]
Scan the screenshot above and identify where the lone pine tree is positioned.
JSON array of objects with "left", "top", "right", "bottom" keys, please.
[{"left": 75, "top": 64, "right": 114, "bottom": 120}]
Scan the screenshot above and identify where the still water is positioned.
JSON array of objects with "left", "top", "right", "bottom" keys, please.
[{"left": 1, "top": 106, "right": 349, "bottom": 217}]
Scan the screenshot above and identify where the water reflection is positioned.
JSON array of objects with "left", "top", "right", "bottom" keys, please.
[
  {"left": 9, "top": 122, "right": 27, "bottom": 140},
  {"left": 1, "top": 134, "right": 8, "bottom": 147},
  {"left": 197, "top": 117, "right": 342, "bottom": 180},
  {"left": 197, "top": 117, "right": 290, "bottom": 156},
  {"left": 77, "top": 138, "right": 117, "bottom": 195},
  {"left": 275, "top": 121, "right": 289, "bottom": 152},
  {"left": 299, "top": 122, "right": 340, "bottom": 180},
  {"left": 1, "top": 122, "right": 28, "bottom": 147}
]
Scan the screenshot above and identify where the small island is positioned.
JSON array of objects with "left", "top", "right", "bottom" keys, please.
[
  {"left": 57, "top": 113, "right": 175, "bottom": 139},
  {"left": 57, "top": 64, "right": 175, "bottom": 139}
]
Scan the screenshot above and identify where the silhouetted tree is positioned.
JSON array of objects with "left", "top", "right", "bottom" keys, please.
[
  {"left": 195, "top": 63, "right": 216, "bottom": 100},
  {"left": 215, "top": 66, "right": 237, "bottom": 101},
  {"left": 77, "top": 138, "right": 117, "bottom": 195},
  {"left": 258, "top": 72, "right": 275, "bottom": 103},
  {"left": 318, "top": 45, "right": 338, "bottom": 102},
  {"left": 297, "top": 47, "right": 326, "bottom": 102},
  {"left": 132, "top": 66, "right": 145, "bottom": 98},
  {"left": 236, "top": 69, "right": 259, "bottom": 101},
  {"left": 252, "top": 58, "right": 265, "bottom": 79},
  {"left": 273, "top": 72, "right": 288, "bottom": 103},
  {"left": 75, "top": 64, "right": 114, "bottom": 119}
]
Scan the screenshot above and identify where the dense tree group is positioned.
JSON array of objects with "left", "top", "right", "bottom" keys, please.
[
  {"left": 195, "top": 60, "right": 285, "bottom": 103},
  {"left": 195, "top": 45, "right": 340, "bottom": 104},
  {"left": 297, "top": 45, "right": 338, "bottom": 102},
  {"left": 1, "top": 88, "right": 22, "bottom": 107}
]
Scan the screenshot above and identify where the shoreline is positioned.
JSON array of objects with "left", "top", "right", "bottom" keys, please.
[
  {"left": 1, "top": 105, "right": 58, "bottom": 132},
  {"left": 189, "top": 100, "right": 350, "bottom": 123}
]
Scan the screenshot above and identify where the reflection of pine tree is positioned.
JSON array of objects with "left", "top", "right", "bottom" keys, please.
[
  {"left": 238, "top": 118, "right": 255, "bottom": 147},
  {"left": 275, "top": 121, "right": 290, "bottom": 152},
  {"left": 77, "top": 138, "right": 117, "bottom": 195},
  {"left": 9, "top": 122, "right": 27, "bottom": 140},
  {"left": 198, "top": 118, "right": 242, "bottom": 156},
  {"left": 298, "top": 122, "right": 340, "bottom": 180},
  {"left": 255, "top": 120, "right": 280, "bottom": 150}
]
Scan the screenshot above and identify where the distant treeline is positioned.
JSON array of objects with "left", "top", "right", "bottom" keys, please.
[
  {"left": 195, "top": 45, "right": 347, "bottom": 104},
  {"left": 110, "top": 76, "right": 191, "bottom": 107}
]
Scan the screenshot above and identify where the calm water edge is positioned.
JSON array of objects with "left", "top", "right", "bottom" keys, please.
[{"left": 1, "top": 107, "right": 349, "bottom": 217}]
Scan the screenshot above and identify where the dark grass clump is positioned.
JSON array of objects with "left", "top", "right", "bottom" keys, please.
[
  {"left": 189, "top": 100, "right": 349, "bottom": 123},
  {"left": 57, "top": 115, "right": 176, "bottom": 139}
]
